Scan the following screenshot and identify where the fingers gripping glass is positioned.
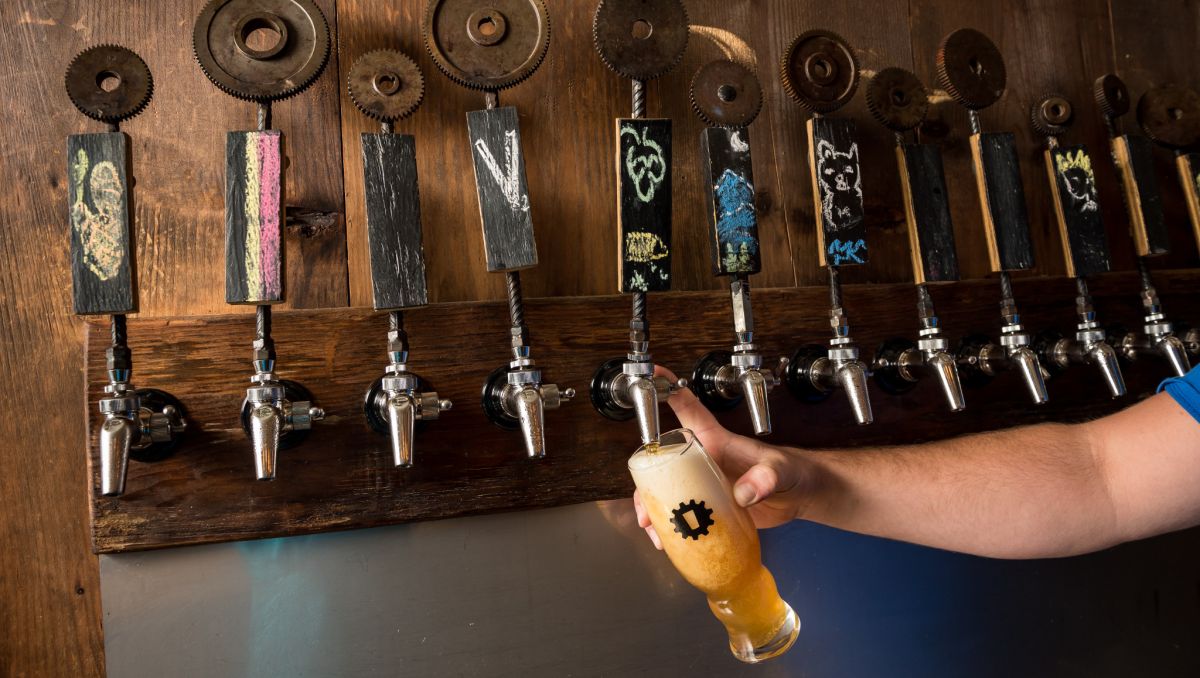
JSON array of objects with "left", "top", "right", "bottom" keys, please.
[{"left": 628, "top": 429, "right": 800, "bottom": 663}]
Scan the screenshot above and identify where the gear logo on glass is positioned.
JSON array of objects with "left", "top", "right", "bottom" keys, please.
[{"left": 671, "top": 500, "right": 714, "bottom": 540}]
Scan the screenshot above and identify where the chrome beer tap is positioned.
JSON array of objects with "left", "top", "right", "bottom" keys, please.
[
  {"left": 590, "top": 0, "right": 690, "bottom": 444},
  {"left": 957, "top": 273, "right": 1050, "bottom": 405},
  {"left": 66, "top": 45, "right": 187, "bottom": 497},
  {"left": 365, "top": 313, "right": 451, "bottom": 467}
]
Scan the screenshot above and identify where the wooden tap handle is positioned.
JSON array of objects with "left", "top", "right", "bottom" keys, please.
[
  {"left": 1175, "top": 152, "right": 1200, "bottom": 257},
  {"left": 68, "top": 132, "right": 136, "bottom": 315},
  {"left": 1111, "top": 134, "right": 1169, "bottom": 257},
  {"left": 1043, "top": 145, "right": 1111, "bottom": 278},
  {"left": 896, "top": 143, "right": 959, "bottom": 283},
  {"left": 225, "top": 130, "right": 285, "bottom": 304},
  {"left": 466, "top": 106, "right": 538, "bottom": 272},
  {"left": 969, "top": 132, "right": 1035, "bottom": 272},
  {"left": 361, "top": 132, "right": 428, "bottom": 310},
  {"left": 700, "top": 126, "right": 761, "bottom": 277},
  {"left": 808, "top": 117, "right": 868, "bottom": 267},
  {"left": 615, "top": 118, "right": 672, "bottom": 292}
]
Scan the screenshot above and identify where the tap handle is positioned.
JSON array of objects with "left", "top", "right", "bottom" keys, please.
[
  {"left": 1089, "top": 342, "right": 1127, "bottom": 398},
  {"left": 837, "top": 361, "right": 874, "bottom": 425},
  {"left": 99, "top": 416, "right": 136, "bottom": 497},
  {"left": 249, "top": 404, "right": 282, "bottom": 480},
  {"left": 1011, "top": 347, "right": 1050, "bottom": 405},
  {"left": 387, "top": 394, "right": 416, "bottom": 468},
  {"left": 629, "top": 376, "right": 661, "bottom": 445},
  {"left": 737, "top": 369, "right": 773, "bottom": 436},
  {"left": 1161, "top": 335, "right": 1192, "bottom": 377},
  {"left": 515, "top": 386, "right": 546, "bottom": 460},
  {"left": 927, "top": 350, "right": 966, "bottom": 412}
]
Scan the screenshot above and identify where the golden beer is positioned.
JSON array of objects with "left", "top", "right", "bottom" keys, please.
[{"left": 629, "top": 429, "right": 800, "bottom": 663}]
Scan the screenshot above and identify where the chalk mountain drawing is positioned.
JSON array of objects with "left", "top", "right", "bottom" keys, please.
[
  {"left": 714, "top": 169, "right": 758, "bottom": 271},
  {"left": 816, "top": 139, "right": 862, "bottom": 229},
  {"left": 474, "top": 130, "right": 530, "bottom": 212},
  {"left": 621, "top": 123, "right": 666, "bottom": 203},
  {"left": 827, "top": 238, "right": 867, "bottom": 266},
  {"left": 1055, "top": 149, "right": 1098, "bottom": 213},
  {"left": 70, "top": 147, "right": 125, "bottom": 281}
]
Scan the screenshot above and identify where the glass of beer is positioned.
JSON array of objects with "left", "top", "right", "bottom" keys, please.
[{"left": 629, "top": 428, "right": 800, "bottom": 663}]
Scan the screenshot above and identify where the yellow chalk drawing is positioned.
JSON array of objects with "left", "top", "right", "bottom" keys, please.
[
  {"left": 625, "top": 231, "right": 669, "bottom": 263},
  {"left": 70, "top": 147, "right": 125, "bottom": 281},
  {"left": 1055, "top": 148, "right": 1093, "bottom": 177},
  {"left": 243, "top": 135, "right": 263, "bottom": 300}
]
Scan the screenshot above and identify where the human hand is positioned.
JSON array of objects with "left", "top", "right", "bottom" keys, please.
[{"left": 633, "top": 367, "right": 810, "bottom": 549}]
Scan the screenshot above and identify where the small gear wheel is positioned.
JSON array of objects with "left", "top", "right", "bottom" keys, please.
[
  {"left": 865, "top": 67, "right": 928, "bottom": 131},
  {"left": 670, "top": 499, "right": 714, "bottom": 540},
  {"left": 1093, "top": 73, "right": 1130, "bottom": 119},
  {"left": 1138, "top": 84, "right": 1200, "bottom": 149},
  {"left": 424, "top": 0, "right": 551, "bottom": 91},
  {"left": 193, "top": 0, "right": 331, "bottom": 102},
  {"left": 65, "top": 45, "right": 153, "bottom": 123},
  {"left": 593, "top": 0, "right": 689, "bottom": 81},
  {"left": 690, "top": 60, "right": 763, "bottom": 128},
  {"left": 348, "top": 50, "right": 425, "bottom": 122},
  {"left": 780, "top": 29, "right": 859, "bottom": 114},
  {"left": 1031, "top": 94, "right": 1073, "bottom": 137},
  {"left": 936, "top": 28, "right": 1006, "bottom": 110}
]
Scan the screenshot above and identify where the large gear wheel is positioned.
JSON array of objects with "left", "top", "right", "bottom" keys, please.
[
  {"left": 593, "top": 0, "right": 689, "bottom": 81},
  {"left": 690, "top": 60, "right": 762, "bottom": 128},
  {"left": 423, "top": 0, "right": 551, "bottom": 91},
  {"left": 1030, "top": 94, "right": 1073, "bottom": 137},
  {"left": 1138, "top": 84, "right": 1200, "bottom": 149},
  {"left": 1093, "top": 73, "right": 1130, "bottom": 119},
  {"left": 865, "top": 67, "right": 928, "bottom": 132},
  {"left": 193, "top": 0, "right": 330, "bottom": 102},
  {"left": 936, "top": 28, "right": 1006, "bottom": 110},
  {"left": 780, "top": 29, "right": 859, "bottom": 114},
  {"left": 65, "top": 44, "right": 153, "bottom": 123},
  {"left": 348, "top": 50, "right": 425, "bottom": 122}
]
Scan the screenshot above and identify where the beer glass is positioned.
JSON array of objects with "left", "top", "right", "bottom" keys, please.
[{"left": 629, "top": 428, "right": 800, "bottom": 663}]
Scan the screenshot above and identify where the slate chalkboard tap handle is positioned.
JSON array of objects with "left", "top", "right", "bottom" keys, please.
[{"left": 1136, "top": 84, "right": 1200, "bottom": 256}]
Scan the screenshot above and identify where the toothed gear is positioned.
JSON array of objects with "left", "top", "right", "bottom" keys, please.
[
  {"left": 936, "top": 28, "right": 1006, "bottom": 110},
  {"left": 423, "top": 0, "right": 550, "bottom": 91},
  {"left": 1137, "top": 84, "right": 1200, "bottom": 149},
  {"left": 865, "top": 67, "right": 928, "bottom": 131},
  {"left": 1093, "top": 73, "right": 1130, "bottom": 119},
  {"left": 65, "top": 45, "right": 153, "bottom": 123},
  {"left": 670, "top": 499, "right": 714, "bottom": 540},
  {"left": 348, "top": 50, "right": 425, "bottom": 122},
  {"left": 592, "top": 0, "right": 689, "bottom": 81},
  {"left": 1031, "top": 94, "right": 1073, "bottom": 137},
  {"left": 192, "top": 0, "right": 330, "bottom": 102},
  {"left": 690, "top": 60, "right": 762, "bottom": 128},
  {"left": 780, "top": 29, "right": 859, "bottom": 114}
]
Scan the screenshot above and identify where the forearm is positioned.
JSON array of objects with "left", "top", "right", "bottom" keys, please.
[{"left": 795, "top": 422, "right": 1120, "bottom": 559}]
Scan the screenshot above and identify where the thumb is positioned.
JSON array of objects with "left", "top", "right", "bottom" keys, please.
[{"left": 732, "top": 456, "right": 794, "bottom": 508}]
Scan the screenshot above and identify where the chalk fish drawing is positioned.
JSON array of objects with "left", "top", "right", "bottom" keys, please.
[
  {"left": 625, "top": 231, "right": 669, "bottom": 263},
  {"left": 70, "top": 148, "right": 125, "bottom": 281},
  {"left": 241, "top": 132, "right": 282, "bottom": 301},
  {"left": 474, "top": 131, "right": 530, "bottom": 212},
  {"left": 1055, "top": 148, "right": 1099, "bottom": 213},
  {"left": 621, "top": 124, "right": 666, "bottom": 203},
  {"left": 827, "top": 238, "right": 866, "bottom": 266},
  {"left": 714, "top": 169, "right": 758, "bottom": 272},
  {"left": 816, "top": 139, "right": 862, "bottom": 229}
]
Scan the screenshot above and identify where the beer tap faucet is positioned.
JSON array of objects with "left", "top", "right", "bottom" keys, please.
[
  {"left": 65, "top": 45, "right": 187, "bottom": 497},
  {"left": 193, "top": 0, "right": 331, "bottom": 479},
  {"left": 1093, "top": 74, "right": 1191, "bottom": 377},
  {"left": 864, "top": 68, "right": 965, "bottom": 412},
  {"left": 935, "top": 29, "right": 1048, "bottom": 405},
  {"left": 1027, "top": 95, "right": 1125, "bottom": 397},
  {"left": 349, "top": 50, "right": 451, "bottom": 467},
  {"left": 590, "top": 0, "right": 689, "bottom": 444},
  {"left": 424, "top": 0, "right": 571, "bottom": 459},
  {"left": 778, "top": 30, "right": 873, "bottom": 424}
]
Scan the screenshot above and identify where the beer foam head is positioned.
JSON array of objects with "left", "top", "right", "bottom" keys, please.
[{"left": 627, "top": 441, "right": 690, "bottom": 472}]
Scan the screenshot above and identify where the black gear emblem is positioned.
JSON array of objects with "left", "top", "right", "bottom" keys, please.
[{"left": 671, "top": 500, "right": 715, "bottom": 540}]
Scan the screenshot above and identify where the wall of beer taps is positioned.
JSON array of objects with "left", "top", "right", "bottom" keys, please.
[{"left": 54, "top": 0, "right": 1200, "bottom": 553}]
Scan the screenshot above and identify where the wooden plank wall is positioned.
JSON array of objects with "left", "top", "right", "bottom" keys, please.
[{"left": 4, "top": 0, "right": 1200, "bottom": 674}]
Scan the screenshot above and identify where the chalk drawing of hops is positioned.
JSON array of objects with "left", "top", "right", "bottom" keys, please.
[{"left": 70, "top": 148, "right": 125, "bottom": 281}]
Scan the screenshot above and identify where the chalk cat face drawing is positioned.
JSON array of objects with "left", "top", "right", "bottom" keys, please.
[
  {"left": 816, "top": 140, "right": 862, "bottom": 226},
  {"left": 1063, "top": 167, "right": 1098, "bottom": 212}
]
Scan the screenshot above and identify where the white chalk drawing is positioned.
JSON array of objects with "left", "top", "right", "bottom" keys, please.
[
  {"left": 816, "top": 139, "right": 863, "bottom": 230},
  {"left": 730, "top": 130, "right": 750, "bottom": 153},
  {"left": 621, "top": 123, "right": 667, "bottom": 203},
  {"left": 1055, "top": 148, "right": 1099, "bottom": 213},
  {"left": 474, "top": 130, "right": 530, "bottom": 212}
]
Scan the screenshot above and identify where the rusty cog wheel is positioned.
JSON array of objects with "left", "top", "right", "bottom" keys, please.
[
  {"left": 1093, "top": 73, "right": 1130, "bottom": 119},
  {"left": 423, "top": 0, "right": 550, "bottom": 91},
  {"left": 65, "top": 44, "right": 153, "bottom": 123},
  {"left": 193, "top": 0, "right": 330, "bottom": 102},
  {"left": 780, "top": 29, "right": 859, "bottom": 114},
  {"left": 690, "top": 60, "right": 762, "bottom": 128},
  {"left": 1137, "top": 84, "right": 1200, "bottom": 149},
  {"left": 593, "top": 0, "right": 689, "bottom": 81},
  {"left": 348, "top": 50, "right": 425, "bottom": 122},
  {"left": 1031, "top": 94, "right": 1073, "bottom": 137},
  {"left": 936, "top": 28, "right": 1006, "bottom": 110},
  {"left": 864, "top": 67, "right": 928, "bottom": 131}
]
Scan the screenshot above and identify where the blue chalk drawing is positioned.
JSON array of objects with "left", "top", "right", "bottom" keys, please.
[
  {"left": 714, "top": 169, "right": 759, "bottom": 272},
  {"left": 827, "top": 238, "right": 867, "bottom": 266}
]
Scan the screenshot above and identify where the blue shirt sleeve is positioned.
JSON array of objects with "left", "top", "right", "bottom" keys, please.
[{"left": 1158, "top": 367, "right": 1200, "bottom": 424}]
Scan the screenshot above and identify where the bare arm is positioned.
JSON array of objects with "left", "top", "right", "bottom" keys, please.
[{"left": 641, "top": 369, "right": 1200, "bottom": 559}]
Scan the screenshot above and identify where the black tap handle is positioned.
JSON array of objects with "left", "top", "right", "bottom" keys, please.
[{"left": 68, "top": 132, "right": 136, "bottom": 315}]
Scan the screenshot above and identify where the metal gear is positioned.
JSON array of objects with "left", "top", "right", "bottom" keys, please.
[
  {"left": 1093, "top": 73, "right": 1130, "bottom": 119},
  {"left": 780, "top": 29, "right": 859, "bottom": 114},
  {"left": 1031, "top": 94, "right": 1073, "bottom": 137},
  {"left": 936, "top": 28, "right": 1006, "bottom": 110},
  {"left": 64, "top": 45, "right": 153, "bottom": 123},
  {"left": 193, "top": 0, "right": 330, "bottom": 102},
  {"left": 592, "top": 0, "right": 689, "bottom": 81},
  {"left": 865, "top": 67, "right": 928, "bottom": 131},
  {"left": 1137, "top": 84, "right": 1200, "bottom": 149},
  {"left": 348, "top": 50, "right": 425, "bottom": 122},
  {"left": 689, "top": 60, "right": 762, "bottom": 128},
  {"left": 423, "top": 0, "right": 551, "bottom": 91}
]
